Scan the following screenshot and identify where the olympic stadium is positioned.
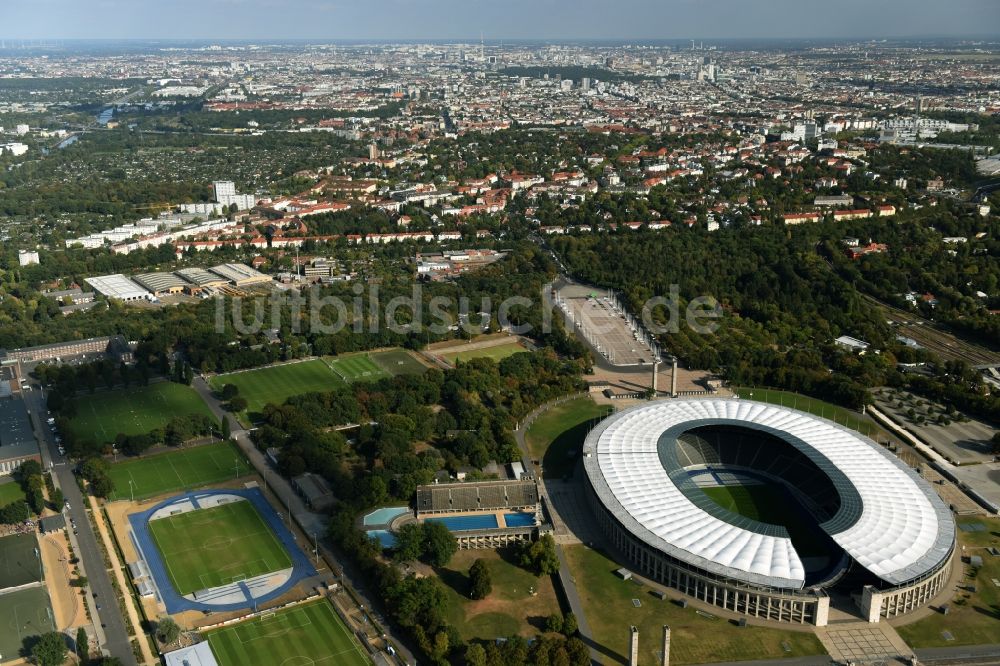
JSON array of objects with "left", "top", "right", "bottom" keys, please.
[{"left": 582, "top": 398, "right": 956, "bottom": 626}]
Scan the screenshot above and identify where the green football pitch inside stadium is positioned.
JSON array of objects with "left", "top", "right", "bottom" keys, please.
[
  {"left": 206, "top": 599, "right": 371, "bottom": 666},
  {"left": 149, "top": 499, "right": 292, "bottom": 595},
  {"left": 66, "top": 382, "right": 215, "bottom": 445},
  {"left": 0, "top": 586, "right": 55, "bottom": 661},
  {"left": 701, "top": 483, "right": 828, "bottom": 556},
  {"left": 0, "top": 533, "right": 43, "bottom": 589},
  {"left": 107, "top": 441, "right": 248, "bottom": 501}
]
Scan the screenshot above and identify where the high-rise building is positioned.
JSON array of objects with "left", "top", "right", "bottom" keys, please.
[{"left": 213, "top": 180, "right": 237, "bottom": 201}]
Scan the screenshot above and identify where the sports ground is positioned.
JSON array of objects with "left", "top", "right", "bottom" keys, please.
[
  {"left": 149, "top": 499, "right": 292, "bottom": 595},
  {"left": 66, "top": 382, "right": 215, "bottom": 445},
  {"left": 0, "top": 533, "right": 43, "bottom": 589},
  {"left": 439, "top": 340, "right": 528, "bottom": 364},
  {"left": 702, "top": 483, "right": 828, "bottom": 557},
  {"left": 107, "top": 441, "right": 248, "bottom": 501},
  {"left": 0, "top": 481, "right": 25, "bottom": 507},
  {"left": 211, "top": 350, "right": 426, "bottom": 416},
  {"left": 0, "top": 587, "right": 55, "bottom": 662},
  {"left": 205, "top": 599, "right": 370, "bottom": 666}
]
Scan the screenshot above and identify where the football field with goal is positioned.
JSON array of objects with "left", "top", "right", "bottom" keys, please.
[
  {"left": 107, "top": 441, "right": 248, "bottom": 501},
  {"left": 205, "top": 599, "right": 371, "bottom": 666},
  {"left": 149, "top": 499, "right": 292, "bottom": 595}
]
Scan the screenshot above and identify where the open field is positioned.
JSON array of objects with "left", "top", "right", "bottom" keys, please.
[
  {"left": 0, "top": 533, "right": 42, "bottom": 589},
  {"left": 525, "top": 397, "right": 613, "bottom": 479},
  {"left": 440, "top": 340, "right": 529, "bottom": 364},
  {"left": 0, "top": 481, "right": 25, "bottom": 507},
  {"left": 0, "top": 586, "right": 54, "bottom": 662},
  {"left": 564, "top": 545, "right": 825, "bottom": 665},
  {"left": 370, "top": 349, "right": 429, "bottom": 376},
  {"left": 66, "top": 382, "right": 215, "bottom": 445},
  {"left": 149, "top": 499, "right": 291, "bottom": 595},
  {"left": 440, "top": 549, "right": 562, "bottom": 641},
  {"left": 213, "top": 350, "right": 424, "bottom": 420},
  {"left": 205, "top": 599, "right": 370, "bottom": 666},
  {"left": 730, "top": 387, "right": 882, "bottom": 438},
  {"left": 324, "top": 354, "right": 389, "bottom": 383},
  {"left": 107, "top": 441, "right": 248, "bottom": 501},
  {"left": 896, "top": 516, "right": 1000, "bottom": 648},
  {"left": 701, "top": 484, "right": 828, "bottom": 557},
  {"left": 211, "top": 359, "right": 344, "bottom": 417}
]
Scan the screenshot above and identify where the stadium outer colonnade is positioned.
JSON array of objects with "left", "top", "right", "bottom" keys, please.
[{"left": 588, "top": 483, "right": 956, "bottom": 626}]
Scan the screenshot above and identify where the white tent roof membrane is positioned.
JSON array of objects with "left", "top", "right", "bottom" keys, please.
[{"left": 583, "top": 399, "right": 954, "bottom": 590}]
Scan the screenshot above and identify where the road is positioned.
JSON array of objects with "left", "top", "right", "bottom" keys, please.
[
  {"left": 22, "top": 389, "right": 138, "bottom": 666},
  {"left": 191, "top": 376, "right": 416, "bottom": 665}
]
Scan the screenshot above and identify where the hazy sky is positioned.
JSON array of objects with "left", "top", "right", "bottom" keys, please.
[{"left": 3, "top": 0, "right": 999, "bottom": 41}]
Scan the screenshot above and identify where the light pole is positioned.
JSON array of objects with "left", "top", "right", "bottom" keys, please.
[
  {"left": 313, "top": 532, "right": 319, "bottom": 565},
  {"left": 129, "top": 479, "right": 135, "bottom": 503}
]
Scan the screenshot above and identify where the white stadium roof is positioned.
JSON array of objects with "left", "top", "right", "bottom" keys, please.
[{"left": 583, "top": 398, "right": 954, "bottom": 590}]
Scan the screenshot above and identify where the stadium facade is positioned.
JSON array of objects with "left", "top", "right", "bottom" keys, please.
[{"left": 583, "top": 399, "right": 955, "bottom": 626}]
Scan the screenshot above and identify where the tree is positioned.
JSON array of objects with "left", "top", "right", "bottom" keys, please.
[
  {"left": 546, "top": 613, "right": 564, "bottom": 633},
  {"left": 421, "top": 520, "right": 457, "bottom": 567},
  {"left": 228, "top": 396, "right": 248, "bottom": 413},
  {"left": 221, "top": 416, "right": 232, "bottom": 440},
  {"left": 76, "top": 627, "right": 90, "bottom": 663},
  {"left": 392, "top": 523, "right": 424, "bottom": 562},
  {"left": 89, "top": 474, "right": 115, "bottom": 499},
  {"left": 992, "top": 432, "right": 1000, "bottom": 455},
  {"left": 31, "top": 631, "right": 67, "bottom": 666},
  {"left": 220, "top": 383, "right": 240, "bottom": 401},
  {"left": 562, "top": 611, "right": 578, "bottom": 636},
  {"left": 469, "top": 558, "right": 492, "bottom": 600},
  {"left": 466, "top": 643, "right": 487, "bottom": 666},
  {"left": 50, "top": 487, "right": 64, "bottom": 510},
  {"left": 156, "top": 616, "right": 181, "bottom": 645},
  {"left": 519, "top": 534, "right": 560, "bottom": 576}
]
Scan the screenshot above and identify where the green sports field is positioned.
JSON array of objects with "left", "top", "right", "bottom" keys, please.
[
  {"left": 702, "top": 483, "right": 828, "bottom": 557},
  {"left": 212, "top": 359, "right": 345, "bottom": 417},
  {"left": 206, "top": 599, "right": 370, "bottom": 666},
  {"left": 0, "top": 586, "right": 55, "bottom": 662},
  {"left": 150, "top": 499, "right": 291, "bottom": 595},
  {"left": 440, "top": 340, "right": 528, "bottom": 364},
  {"left": 66, "top": 382, "right": 215, "bottom": 445},
  {"left": 0, "top": 533, "right": 43, "bottom": 589},
  {"left": 107, "top": 441, "right": 248, "bottom": 501},
  {"left": 370, "top": 349, "right": 429, "bottom": 376},
  {"left": 324, "top": 354, "right": 389, "bottom": 383},
  {"left": 0, "top": 481, "right": 26, "bottom": 507}
]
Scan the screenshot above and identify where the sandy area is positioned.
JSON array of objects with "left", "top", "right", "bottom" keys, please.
[{"left": 39, "top": 532, "right": 88, "bottom": 631}]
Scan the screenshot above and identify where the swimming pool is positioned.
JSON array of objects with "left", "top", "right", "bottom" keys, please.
[
  {"left": 503, "top": 512, "right": 536, "bottom": 527},
  {"left": 368, "top": 530, "right": 397, "bottom": 548},
  {"left": 362, "top": 506, "right": 410, "bottom": 526},
  {"left": 426, "top": 514, "right": 499, "bottom": 531}
]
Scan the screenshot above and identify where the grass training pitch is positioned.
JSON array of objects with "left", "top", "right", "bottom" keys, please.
[
  {"left": 440, "top": 340, "right": 528, "bottom": 364},
  {"left": 324, "top": 354, "right": 389, "bottom": 383},
  {"left": 212, "top": 350, "right": 425, "bottom": 419},
  {"left": 150, "top": 499, "right": 291, "bottom": 595},
  {"left": 212, "top": 359, "right": 344, "bottom": 417},
  {"left": 0, "top": 586, "right": 54, "bottom": 661},
  {"left": 0, "top": 533, "right": 43, "bottom": 589},
  {"left": 66, "top": 382, "right": 215, "bottom": 445},
  {"left": 107, "top": 441, "right": 248, "bottom": 501},
  {"left": 206, "top": 599, "right": 371, "bottom": 666}
]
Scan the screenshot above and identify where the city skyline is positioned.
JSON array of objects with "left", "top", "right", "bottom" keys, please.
[{"left": 2, "top": 0, "right": 999, "bottom": 42}]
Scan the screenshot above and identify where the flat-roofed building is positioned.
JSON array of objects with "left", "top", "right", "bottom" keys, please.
[
  {"left": 85, "top": 274, "right": 150, "bottom": 302},
  {"left": 0, "top": 335, "right": 133, "bottom": 365},
  {"left": 133, "top": 272, "right": 189, "bottom": 296},
  {"left": 209, "top": 263, "right": 271, "bottom": 287},
  {"left": 174, "top": 267, "right": 228, "bottom": 289},
  {"left": 0, "top": 397, "right": 41, "bottom": 475}
]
